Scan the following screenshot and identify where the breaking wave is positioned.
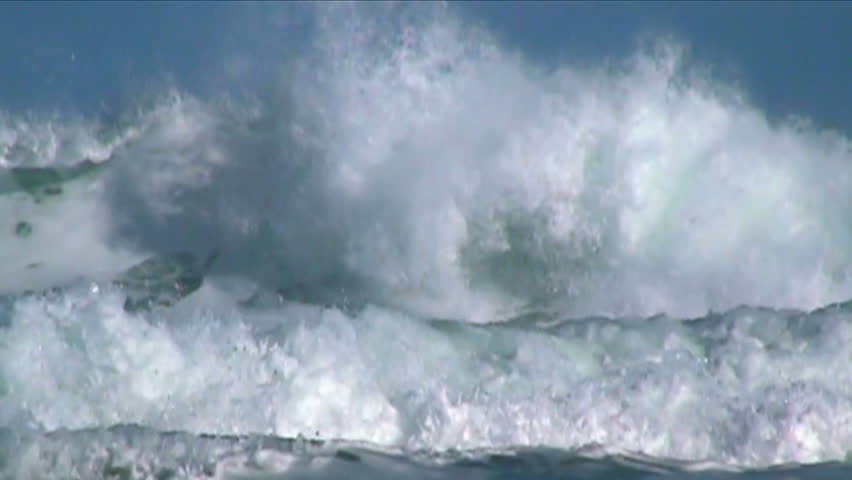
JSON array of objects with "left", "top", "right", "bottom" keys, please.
[{"left": 1, "top": 3, "right": 851, "bottom": 478}]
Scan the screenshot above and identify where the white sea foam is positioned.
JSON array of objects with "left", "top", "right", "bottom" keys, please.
[
  {"left": 3, "top": 4, "right": 852, "bottom": 319},
  {"left": 1, "top": 3, "right": 852, "bottom": 474},
  {"left": 2, "top": 286, "right": 852, "bottom": 468}
]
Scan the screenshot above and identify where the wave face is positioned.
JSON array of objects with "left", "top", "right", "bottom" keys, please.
[{"left": 2, "top": 3, "right": 852, "bottom": 478}]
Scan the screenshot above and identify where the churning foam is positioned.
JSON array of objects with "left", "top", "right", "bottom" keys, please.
[
  {"left": 2, "top": 3, "right": 852, "bottom": 471},
  {"left": 73, "top": 3, "right": 852, "bottom": 320},
  {"left": 3, "top": 4, "right": 851, "bottom": 319},
  {"left": 3, "top": 285, "right": 852, "bottom": 467}
]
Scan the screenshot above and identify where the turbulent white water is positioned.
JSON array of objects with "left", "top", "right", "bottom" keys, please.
[
  {"left": 2, "top": 3, "right": 852, "bottom": 478},
  {"left": 5, "top": 285, "right": 852, "bottom": 465}
]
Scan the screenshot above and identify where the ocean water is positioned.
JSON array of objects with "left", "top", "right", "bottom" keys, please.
[{"left": 2, "top": 3, "right": 852, "bottom": 479}]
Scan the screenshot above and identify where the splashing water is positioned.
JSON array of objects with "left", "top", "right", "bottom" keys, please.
[{"left": 1, "top": 3, "right": 852, "bottom": 479}]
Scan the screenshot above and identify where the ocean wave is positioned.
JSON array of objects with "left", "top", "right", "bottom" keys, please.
[{"left": 1, "top": 3, "right": 851, "bottom": 477}]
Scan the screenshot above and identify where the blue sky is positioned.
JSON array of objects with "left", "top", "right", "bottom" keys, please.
[
  {"left": 1, "top": 2, "right": 850, "bottom": 135},
  {"left": 459, "top": 2, "right": 852, "bottom": 135}
]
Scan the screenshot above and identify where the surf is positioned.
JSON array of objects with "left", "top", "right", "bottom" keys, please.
[{"left": 1, "top": 3, "right": 852, "bottom": 478}]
